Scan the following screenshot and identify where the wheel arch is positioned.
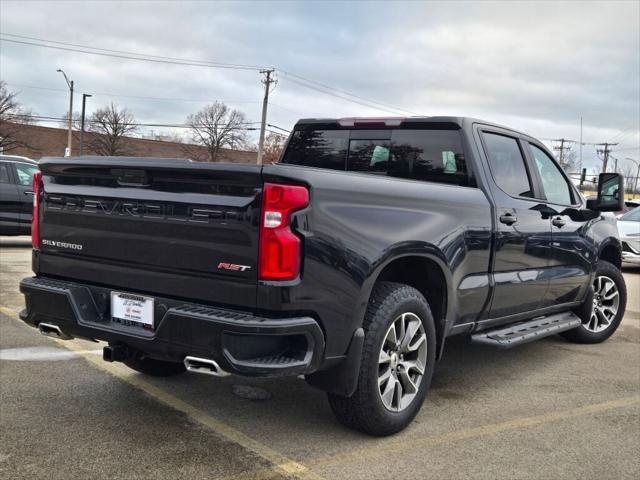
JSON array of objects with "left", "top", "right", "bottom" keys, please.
[
  {"left": 358, "top": 247, "right": 454, "bottom": 360},
  {"left": 598, "top": 239, "right": 622, "bottom": 269}
]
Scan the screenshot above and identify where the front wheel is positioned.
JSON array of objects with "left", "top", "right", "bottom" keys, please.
[
  {"left": 328, "top": 282, "right": 436, "bottom": 436},
  {"left": 561, "top": 260, "right": 627, "bottom": 344}
]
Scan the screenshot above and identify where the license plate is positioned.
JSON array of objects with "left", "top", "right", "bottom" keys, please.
[{"left": 111, "top": 291, "right": 154, "bottom": 327}]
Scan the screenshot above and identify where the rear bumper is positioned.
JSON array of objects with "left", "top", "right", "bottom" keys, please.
[{"left": 19, "top": 276, "right": 325, "bottom": 377}]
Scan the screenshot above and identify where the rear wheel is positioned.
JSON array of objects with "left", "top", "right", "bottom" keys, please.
[
  {"left": 123, "top": 356, "right": 186, "bottom": 377},
  {"left": 561, "top": 260, "right": 626, "bottom": 344},
  {"left": 328, "top": 282, "right": 436, "bottom": 436}
]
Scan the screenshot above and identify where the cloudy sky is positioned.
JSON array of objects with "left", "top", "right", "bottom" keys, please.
[{"left": 1, "top": 0, "right": 638, "bottom": 172}]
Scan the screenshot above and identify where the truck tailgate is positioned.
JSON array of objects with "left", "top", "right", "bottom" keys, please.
[{"left": 36, "top": 158, "right": 262, "bottom": 307}]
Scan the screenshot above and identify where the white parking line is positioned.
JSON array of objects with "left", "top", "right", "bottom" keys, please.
[
  {"left": 0, "top": 305, "right": 324, "bottom": 480},
  {"left": 0, "top": 346, "right": 103, "bottom": 361}
]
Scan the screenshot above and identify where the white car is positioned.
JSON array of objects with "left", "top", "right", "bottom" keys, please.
[{"left": 618, "top": 206, "right": 640, "bottom": 266}]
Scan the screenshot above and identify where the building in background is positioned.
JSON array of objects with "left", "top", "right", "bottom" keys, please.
[{"left": 2, "top": 122, "right": 257, "bottom": 163}]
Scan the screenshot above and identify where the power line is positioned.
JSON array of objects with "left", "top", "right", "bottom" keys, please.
[
  {"left": 6, "top": 83, "right": 67, "bottom": 93},
  {"left": 608, "top": 125, "right": 639, "bottom": 143},
  {"left": 539, "top": 137, "right": 600, "bottom": 146},
  {"left": 281, "top": 76, "right": 409, "bottom": 116},
  {"left": 0, "top": 32, "right": 418, "bottom": 116},
  {"left": 4, "top": 113, "right": 264, "bottom": 130},
  {"left": 279, "top": 70, "right": 422, "bottom": 116},
  {"left": 1, "top": 32, "right": 267, "bottom": 71},
  {"left": 10, "top": 77, "right": 406, "bottom": 121},
  {"left": 266, "top": 129, "right": 288, "bottom": 137},
  {"left": 0, "top": 34, "right": 267, "bottom": 71},
  {"left": 267, "top": 124, "right": 290, "bottom": 133},
  {"left": 7, "top": 82, "right": 260, "bottom": 104},
  {"left": 6, "top": 112, "right": 260, "bottom": 124},
  {"left": 5, "top": 113, "right": 291, "bottom": 135},
  {"left": 611, "top": 130, "right": 640, "bottom": 146}
]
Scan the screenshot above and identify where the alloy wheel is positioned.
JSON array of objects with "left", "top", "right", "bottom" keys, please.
[
  {"left": 378, "top": 312, "right": 428, "bottom": 412},
  {"left": 585, "top": 275, "right": 620, "bottom": 333}
]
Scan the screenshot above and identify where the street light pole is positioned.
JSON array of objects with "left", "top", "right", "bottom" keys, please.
[
  {"left": 57, "top": 69, "right": 74, "bottom": 157},
  {"left": 79, "top": 93, "right": 92, "bottom": 156}
]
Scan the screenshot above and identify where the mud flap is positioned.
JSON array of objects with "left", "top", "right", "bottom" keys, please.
[{"left": 305, "top": 328, "right": 364, "bottom": 397}]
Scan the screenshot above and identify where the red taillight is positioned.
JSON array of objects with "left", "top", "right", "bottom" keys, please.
[
  {"left": 31, "top": 170, "right": 42, "bottom": 249},
  {"left": 258, "top": 183, "right": 309, "bottom": 281}
]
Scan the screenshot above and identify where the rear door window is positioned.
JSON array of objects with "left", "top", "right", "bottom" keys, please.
[
  {"left": 282, "top": 128, "right": 469, "bottom": 186},
  {"left": 482, "top": 132, "right": 534, "bottom": 198},
  {"left": 389, "top": 130, "right": 467, "bottom": 185}
]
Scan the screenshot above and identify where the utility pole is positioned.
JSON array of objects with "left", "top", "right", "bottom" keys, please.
[
  {"left": 553, "top": 138, "right": 571, "bottom": 168},
  {"left": 79, "top": 93, "right": 92, "bottom": 156},
  {"left": 257, "top": 69, "right": 275, "bottom": 165},
  {"left": 57, "top": 69, "right": 74, "bottom": 156},
  {"left": 596, "top": 143, "right": 618, "bottom": 173}
]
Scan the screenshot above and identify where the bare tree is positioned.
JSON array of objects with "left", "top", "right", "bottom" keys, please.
[
  {"left": 262, "top": 132, "right": 286, "bottom": 163},
  {"left": 59, "top": 111, "right": 82, "bottom": 129},
  {"left": 621, "top": 163, "right": 637, "bottom": 194},
  {"left": 0, "top": 80, "right": 37, "bottom": 152},
  {"left": 186, "top": 102, "right": 249, "bottom": 162},
  {"left": 87, "top": 103, "right": 138, "bottom": 156}
]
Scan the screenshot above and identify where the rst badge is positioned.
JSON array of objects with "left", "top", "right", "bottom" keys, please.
[{"left": 217, "top": 262, "right": 252, "bottom": 272}]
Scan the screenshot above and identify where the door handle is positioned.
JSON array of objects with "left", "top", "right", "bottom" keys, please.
[
  {"left": 499, "top": 213, "right": 517, "bottom": 226},
  {"left": 24, "top": 191, "right": 34, "bottom": 196},
  {"left": 552, "top": 216, "right": 566, "bottom": 228}
]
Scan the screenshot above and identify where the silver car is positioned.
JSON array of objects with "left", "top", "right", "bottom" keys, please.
[{"left": 618, "top": 206, "right": 640, "bottom": 266}]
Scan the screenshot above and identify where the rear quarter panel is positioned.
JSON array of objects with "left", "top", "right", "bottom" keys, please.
[{"left": 260, "top": 164, "right": 492, "bottom": 357}]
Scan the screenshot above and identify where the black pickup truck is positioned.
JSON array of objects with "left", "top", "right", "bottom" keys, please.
[{"left": 19, "top": 116, "right": 627, "bottom": 436}]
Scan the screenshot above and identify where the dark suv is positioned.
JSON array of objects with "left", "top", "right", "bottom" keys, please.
[{"left": 0, "top": 155, "right": 39, "bottom": 236}]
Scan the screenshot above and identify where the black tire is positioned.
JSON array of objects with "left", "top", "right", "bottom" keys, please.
[
  {"left": 123, "top": 356, "right": 187, "bottom": 377},
  {"left": 328, "top": 282, "right": 437, "bottom": 436},
  {"left": 561, "top": 260, "right": 627, "bottom": 344}
]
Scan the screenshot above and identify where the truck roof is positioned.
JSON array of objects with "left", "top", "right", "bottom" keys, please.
[{"left": 294, "top": 116, "right": 529, "bottom": 137}]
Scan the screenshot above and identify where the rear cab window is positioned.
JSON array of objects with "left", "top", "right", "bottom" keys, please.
[{"left": 281, "top": 126, "right": 471, "bottom": 186}]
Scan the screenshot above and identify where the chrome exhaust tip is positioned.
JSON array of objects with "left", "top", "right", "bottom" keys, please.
[
  {"left": 38, "top": 322, "right": 73, "bottom": 340},
  {"left": 183, "top": 356, "right": 230, "bottom": 377}
]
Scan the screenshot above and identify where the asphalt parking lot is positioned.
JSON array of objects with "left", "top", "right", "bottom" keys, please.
[{"left": 1, "top": 236, "right": 639, "bottom": 480}]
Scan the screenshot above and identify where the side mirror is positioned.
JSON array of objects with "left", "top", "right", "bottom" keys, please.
[{"left": 586, "top": 173, "right": 624, "bottom": 212}]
